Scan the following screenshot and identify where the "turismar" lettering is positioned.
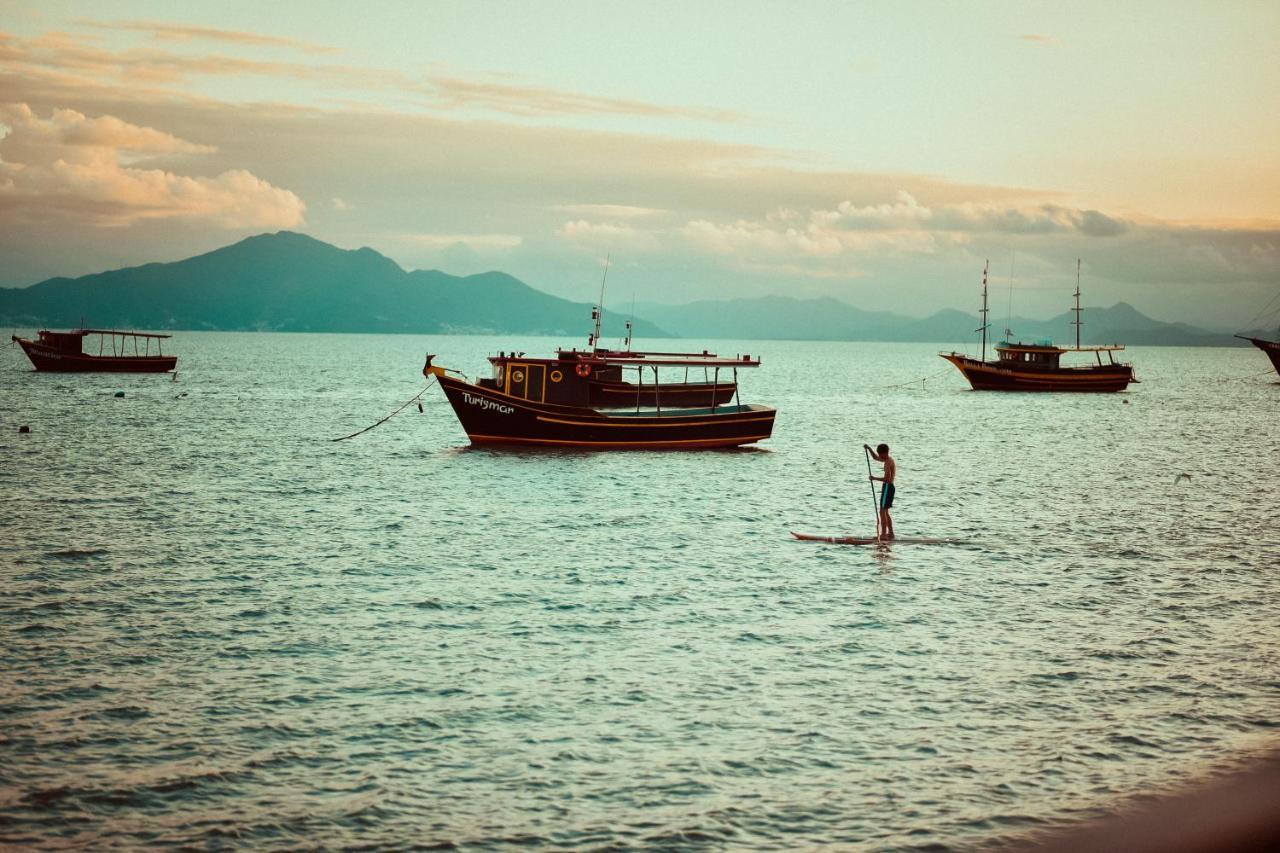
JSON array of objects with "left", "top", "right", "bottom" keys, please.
[{"left": 462, "top": 392, "right": 514, "bottom": 415}]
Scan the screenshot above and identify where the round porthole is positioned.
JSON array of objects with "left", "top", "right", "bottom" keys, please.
[
  {"left": 550, "top": 370, "right": 563, "bottom": 383},
  {"left": 512, "top": 370, "right": 525, "bottom": 383}
]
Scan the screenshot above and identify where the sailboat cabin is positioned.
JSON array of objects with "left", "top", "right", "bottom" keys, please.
[{"left": 994, "top": 341, "right": 1066, "bottom": 366}]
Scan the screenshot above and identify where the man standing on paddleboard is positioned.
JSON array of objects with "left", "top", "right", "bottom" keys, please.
[{"left": 864, "top": 443, "right": 896, "bottom": 540}]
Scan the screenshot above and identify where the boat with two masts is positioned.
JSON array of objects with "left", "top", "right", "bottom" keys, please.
[
  {"left": 424, "top": 348, "right": 774, "bottom": 449},
  {"left": 941, "top": 260, "right": 1135, "bottom": 392},
  {"left": 11, "top": 328, "right": 177, "bottom": 373}
]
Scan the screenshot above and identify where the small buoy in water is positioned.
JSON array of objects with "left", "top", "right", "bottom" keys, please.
[
  {"left": 18, "top": 425, "right": 30, "bottom": 433},
  {"left": 418, "top": 402, "right": 424, "bottom": 413},
  {"left": 1122, "top": 399, "right": 1130, "bottom": 404},
  {"left": 114, "top": 390, "right": 125, "bottom": 398}
]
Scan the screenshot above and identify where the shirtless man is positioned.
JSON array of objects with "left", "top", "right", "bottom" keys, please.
[{"left": 864, "top": 443, "right": 896, "bottom": 540}]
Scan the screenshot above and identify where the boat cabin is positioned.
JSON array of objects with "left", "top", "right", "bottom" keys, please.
[
  {"left": 474, "top": 350, "right": 760, "bottom": 410},
  {"left": 35, "top": 330, "right": 89, "bottom": 354},
  {"left": 995, "top": 341, "right": 1066, "bottom": 367},
  {"left": 995, "top": 339, "right": 1126, "bottom": 367},
  {"left": 34, "top": 328, "right": 171, "bottom": 357}
]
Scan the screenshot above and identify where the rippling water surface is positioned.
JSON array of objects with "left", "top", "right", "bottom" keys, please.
[{"left": 2, "top": 332, "right": 1277, "bottom": 849}]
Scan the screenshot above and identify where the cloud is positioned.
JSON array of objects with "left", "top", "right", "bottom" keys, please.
[
  {"left": 1, "top": 29, "right": 386, "bottom": 88},
  {"left": 425, "top": 75, "right": 740, "bottom": 122},
  {"left": 556, "top": 219, "right": 662, "bottom": 251},
  {"left": 552, "top": 203, "right": 667, "bottom": 219},
  {"left": 676, "top": 193, "right": 1129, "bottom": 274},
  {"left": 0, "top": 29, "right": 737, "bottom": 122},
  {"left": 799, "top": 192, "right": 1129, "bottom": 238},
  {"left": 78, "top": 19, "right": 339, "bottom": 54},
  {"left": 403, "top": 232, "right": 522, "bottom": 250},
  {"left": 667, "top": 192, "right": 1280, "bottom": 296},
  {"left": 0, "top": 103, "right": 305, "bottom": 228},
  {"left": 0, "top": 102, "right": 213, "bottom": 166}
]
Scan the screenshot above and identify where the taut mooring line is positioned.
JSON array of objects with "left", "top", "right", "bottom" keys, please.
[{"left": 331, "top": 377, "right": 436, "bottom": 442}]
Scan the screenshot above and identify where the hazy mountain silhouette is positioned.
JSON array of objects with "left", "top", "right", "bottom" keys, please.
[
  {"left": 637, "top": 295, "right": 1243, "bottom": 346},
  {"left": 0, "top": 232, "right": 662, "bottom": 337},
  {"left": 0, "top": 231, "right": 1241, "bottom": 345}
]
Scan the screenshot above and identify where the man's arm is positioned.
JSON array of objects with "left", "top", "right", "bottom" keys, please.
[{"left": 864, "top": 444, "right": 884, "bottom": 480}]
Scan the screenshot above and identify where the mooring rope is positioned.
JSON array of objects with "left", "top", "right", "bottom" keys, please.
[
  {"left": 331, "top": 377, "right": 436, "bottom": 442},
  {"left": 884, "top": 366, "right": 954, "bottom": 389}
]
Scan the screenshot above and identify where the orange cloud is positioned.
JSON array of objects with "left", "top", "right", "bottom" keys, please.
[
  {"left": 0, "top": 29, "right": 739, "bottom": 122},
  {"left": 426, "top": 75, "right": 741, "bottom": 122},
  {"left": 0, "top": 103, "right": 305, "bottom": 228},
  {"left": 78, "top": 19, "right": 340, "bottom": 54}
]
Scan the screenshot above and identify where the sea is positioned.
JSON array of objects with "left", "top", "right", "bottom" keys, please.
[{"left": 2, "top": 332, "right": 1277, "bottom": 850}]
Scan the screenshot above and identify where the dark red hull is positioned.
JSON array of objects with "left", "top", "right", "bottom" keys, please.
[
  {"left": 1239, "top": 336, "right": 1280, "bottom": 376},
  {"left": 14, "top": 339, "right": 177, "bottom": 373},
  {"left": 588, "top": 379, "right": 736, "bottom": 408},
  {"left": 436, "top": 373, "right": 774, "bottom": 449},
  {"left": 941, "top": 353, "right": 1133, "bottom": 392}
]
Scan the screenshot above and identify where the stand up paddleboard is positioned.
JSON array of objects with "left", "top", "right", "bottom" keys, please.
[{"left": 791, "top": 532, "right": 964, "bottom": 546}]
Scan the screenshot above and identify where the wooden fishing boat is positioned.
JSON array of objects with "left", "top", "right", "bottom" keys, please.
[
  {"left": 940, "top": 260, "right": 1135, "bottom": 393},
  {"left": 1235, "top": 334, "right": 1280, "bottom": 377},
  {"left": 11, "top": 329, "right": 176, "bottom": 373},
  {"left": 425, "top": 351, "right": 774, "bottom": 449}
]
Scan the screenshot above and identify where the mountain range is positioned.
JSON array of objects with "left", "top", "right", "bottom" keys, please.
[
  {"left": 635, "top": 296, "right": 1245, "bottom": 346},
  {"left": 0, "top": 231, "right": 659, "bottom": 338},
  {"left": 0, "top": 232, "right": 1252, "bottom": 346}
]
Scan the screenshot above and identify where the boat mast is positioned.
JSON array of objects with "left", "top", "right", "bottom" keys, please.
[
  {"left": 1071, "top": 258, "right": 1083, "bottom": 350},
  {"left": 977, "top": 259, "right": 990, "bottom": 361},
  {"left": 589, "top": 253, "right": 610, "bottom": 351}
]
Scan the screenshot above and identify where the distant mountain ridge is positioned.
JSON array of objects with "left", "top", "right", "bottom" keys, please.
[
  {"left": 0, "top": 232, "right": 661, "bottom": 338},
  {"left": 0, "top": 231, "right": 1244, "bottom": 346},
  {"left": 637, "top": 295, "right": 1245, "bottom": 347}
]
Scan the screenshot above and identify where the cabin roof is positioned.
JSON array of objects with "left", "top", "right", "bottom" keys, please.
[
  {"left": 996, "top": 341, "right": 1125, "bottom": 353},
  {"left": 491, "top": 350, "right": 761, "bottom": 367},
  {"left": 68, "top": 328, "right": 173, "bottom": 339},
  {"left": 557, "top": 347, "right": 721, "bottom": 359}
]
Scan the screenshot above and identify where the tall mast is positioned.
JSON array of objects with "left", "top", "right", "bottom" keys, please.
[
  {"left": 976, "top": 259, "right": 990, "bottom": 362},
  {"left": 589, "top": 253, "right": 610, "bottom": 351},
  {"left": 1071, "top": 258, "right": 1083, "bottom": 350}
]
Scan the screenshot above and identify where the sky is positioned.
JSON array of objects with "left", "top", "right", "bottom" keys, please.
[{"left": 1, "top": 0, "right": 1277, "bottom": 326}]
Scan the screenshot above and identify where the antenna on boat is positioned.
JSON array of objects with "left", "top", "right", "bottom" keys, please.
[
  {"left": 589, "top": 253, "right": 610, "bottom": 351},
  {"left": 976, "top": 259, "right": 990, "bottom": 361},
  {"left": 1005, "top": 251, "right": 1015, "bottom": 343},
  {"left": 1071, "top": 258, "right": 1083, "bottom": 350},
  {"left": 624, "top": 292, "right": 635, "bottom": 352}
]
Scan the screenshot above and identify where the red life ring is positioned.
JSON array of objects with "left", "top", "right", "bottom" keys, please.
[{"left": 575, "top": 363, "right": 591, "bottom": 378}]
